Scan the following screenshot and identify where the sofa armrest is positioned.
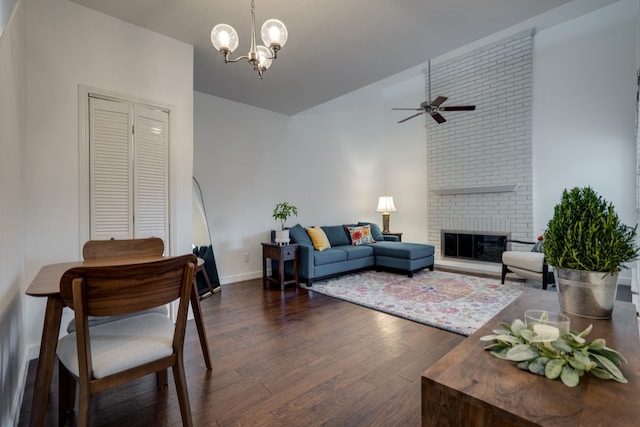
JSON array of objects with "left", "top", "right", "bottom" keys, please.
[
  {"left": 383, "top": 235, "right": 400, "bottom": 242},
  {"left": 297, "top": 244, "right": 314, "bottom": 279}
]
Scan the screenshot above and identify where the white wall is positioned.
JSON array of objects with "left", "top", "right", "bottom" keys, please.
[
  {"left": 382, "top": 74, "right": 430, "bottom": 244},
  {"left": 194, "top": 84, "right": 391, "bottom": 283},
  {"left": 533, "top": 0, "right": 638, "bottom": 235},
  {"left": 193, "top": 93, "right": 290, "bottom": 282},
  {"left": 0, "top": 0, "right": 26, "bottom": 423},
  {"left": 23, "top": 0, "right": 194, "bottom": 358}
]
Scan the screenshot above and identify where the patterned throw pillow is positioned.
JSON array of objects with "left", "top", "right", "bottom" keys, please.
[
  {"left": 345, "top": 224, "right": 376, "bottom": 245},
  {"left": 357, "top": 222, "right": 385, "bottom": 242},
  {"left": 305, "top": 226, "right": 331, "bottom": 251}
]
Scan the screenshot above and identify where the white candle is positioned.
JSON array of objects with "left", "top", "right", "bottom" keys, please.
[{"left": 533, "top": 324, "right": 560, "bottom": 341}]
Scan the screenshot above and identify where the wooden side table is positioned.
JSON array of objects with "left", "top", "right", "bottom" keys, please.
[
  {"left": 261, "top": 243, "right": 299, "bottom": 290},
  {"left": 382, "top": 232, "right": 403, "bottom": 242}
]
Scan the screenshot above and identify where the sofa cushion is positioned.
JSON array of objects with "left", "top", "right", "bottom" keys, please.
[
  {"left": 289, "top": 223, "right": 313, "bottom": 246},
  {"left": 345, "top": 225, "right": 376, "bottom": 245},
  {"left": 358, "top": 222, "right": 385, "bottom": 242},
  {"left": 373, "top": 242, "right": 435, "bottom": 260},
  {"left": 314, "top": 248, "right": 348, "bottom": 265},
  {"left": 306, "top": 226, "right": 331, "bottom": 251},
  {"left": 337, "top": 245, "right": 374, "bottom": 260},
  {"left": 321, "top": 225, "right": 351, "bottom": 246}
]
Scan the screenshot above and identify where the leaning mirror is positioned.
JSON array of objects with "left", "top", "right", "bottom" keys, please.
[{"left": 192, "top": 177, "right": 221, "bottom": 297}]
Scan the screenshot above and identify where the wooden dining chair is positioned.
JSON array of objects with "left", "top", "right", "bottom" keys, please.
[
  {"left": 72, "top": 237, "right": 213, "bottom": 377},
  {"left": 56, "top": 254, "right": 196, "bottom": 427},
  {"left": 76, "top": 237, "right": 168, "bottom": 327},
  {"left": 82, "top": 237, "right": 165, "bottom": 260},
  {"left": 69, "top": 238, "right": 171, "bottom": 387}
]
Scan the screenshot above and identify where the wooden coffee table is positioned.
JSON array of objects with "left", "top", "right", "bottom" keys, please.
[{"left": 422, "top": 289, "right": 640, "bottom": 426}]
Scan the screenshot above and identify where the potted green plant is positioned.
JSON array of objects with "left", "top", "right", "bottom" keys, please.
[
  {"left": 544, "top": 186, "right": 638, "bottom": 319},
  {"left": 272, "top": 202, "right": 298, "bottom": 244}
]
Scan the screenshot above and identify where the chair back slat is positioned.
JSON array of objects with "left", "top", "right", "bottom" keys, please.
[
  {"left": 82, "top": 237, "right": 165, "bottom": 260},
  {"left": 60, "top": 254, "right": 196, "bottom": 317}
]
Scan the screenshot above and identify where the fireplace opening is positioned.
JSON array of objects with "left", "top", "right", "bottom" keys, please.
[{"left": 442, "top": 231, "right": 509, "bottom": 263}]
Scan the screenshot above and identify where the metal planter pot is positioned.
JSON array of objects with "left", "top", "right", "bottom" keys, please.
[{"left": 554, "top": 268, "right": 619, "bottom": 319}]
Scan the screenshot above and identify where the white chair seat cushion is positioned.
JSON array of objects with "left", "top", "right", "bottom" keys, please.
[
  {"left": 66, "top": 305, "right": 168, "bottom": 333},
  {"left": 502, "top": 251, "right": 544, "bottom": 272},
  {"left": 57, "top": 312, "right": 174, "bottom": 378}
]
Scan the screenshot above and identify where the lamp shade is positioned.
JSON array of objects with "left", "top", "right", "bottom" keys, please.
[{"left": 376, "top": 196, "right": 397, "bottom": 214}]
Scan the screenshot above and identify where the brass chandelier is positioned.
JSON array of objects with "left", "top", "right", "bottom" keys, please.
[{"left": 210, "top": 0, "right": 288, "bottom": 78}]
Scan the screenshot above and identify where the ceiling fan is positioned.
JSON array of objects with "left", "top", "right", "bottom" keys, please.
[{"left": 393, "top": 61, "right": 475, "bottom": 124}]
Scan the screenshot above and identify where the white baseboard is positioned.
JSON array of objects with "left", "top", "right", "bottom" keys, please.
[
  {"left": 11, "top": 347, "right": 33, "bottom": 427},
  {"left": 220, "top": 270, "right": 262, "bottom": 284}
]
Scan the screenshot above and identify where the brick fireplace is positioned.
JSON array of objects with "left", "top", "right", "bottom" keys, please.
[{"left": 425, "top": 31, "right": 534, "bottom": 263}]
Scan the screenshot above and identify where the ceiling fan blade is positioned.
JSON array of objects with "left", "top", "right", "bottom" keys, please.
[
  {"left": 441, "top": 105, "right": 476, "bottom": 111},
  {"left": 392, "top": 108, "right": 423, "bottom": 111},
  {"left": 431, "top": 96, "right": 448, "bottom": 107},
  {"left": 431, "top": 112, "right": 447, "bottom": 124},
  {"left": 397, "top": 112, "right": 425, "bottom": 123}
]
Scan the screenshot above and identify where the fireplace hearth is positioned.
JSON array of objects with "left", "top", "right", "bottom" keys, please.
[{"left": 442, "top": 231, "right": 509, "bottom": 264}]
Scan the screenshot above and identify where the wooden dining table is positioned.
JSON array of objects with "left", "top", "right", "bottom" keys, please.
[{"left": 25, "top": 255, "right": 213, "bottom": 427}]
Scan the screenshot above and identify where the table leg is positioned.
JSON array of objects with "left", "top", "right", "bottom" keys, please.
[
  {"left": 190, "top": 283, "right": 212, "bottom": 370},
  {"left": 278, "top": 257, "right": 285, "bottom": 291},
  {"left": 262, "top": 249, "right": 267, "bottom": 288},
  {"left": 29, "top": 296, "right": 64, "bottom": 427},
  {"left": 293, "top": 248, "right": 299, "bottom": 288}
]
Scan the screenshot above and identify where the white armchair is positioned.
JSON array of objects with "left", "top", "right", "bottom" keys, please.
[{"left": 501, "top": 239, "right": 552, "bottom": 290}]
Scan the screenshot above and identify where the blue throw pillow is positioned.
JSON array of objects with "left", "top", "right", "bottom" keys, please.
[
  {"left": 321, "top": 225, "right": 351, "bottom": 246},
  {"left": 358, "top": 222, "right": 384, "bottom": 242},
  {"left": 289, "top": 223, "right": 313, "bottom": 246}
]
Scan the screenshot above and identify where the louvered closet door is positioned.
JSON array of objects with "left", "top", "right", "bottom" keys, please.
[
  {"left": 89, "top": 98, "right": 133, "bottom": 240},
  {"left": 89, "top": 97, "right": 169, "bottom": 243},
  {"left": 133, "top": 106, "right": 169, "bottom": 241}
]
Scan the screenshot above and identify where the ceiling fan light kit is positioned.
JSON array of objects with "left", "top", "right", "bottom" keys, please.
[
  {"left": 393, "top": 60, "right": 475, "bottom": 124},
  {"left": 210, "top": 0, "right": 288, "bottom": 78}
]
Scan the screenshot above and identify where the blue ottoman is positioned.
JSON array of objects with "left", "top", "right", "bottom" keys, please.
[{"left": 372, "top": 242, "right": 435, "bottom": 277}]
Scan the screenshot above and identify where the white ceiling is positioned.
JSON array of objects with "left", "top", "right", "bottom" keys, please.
[{"left": 69, "top": 0, "right": 599, "bottom": 115}]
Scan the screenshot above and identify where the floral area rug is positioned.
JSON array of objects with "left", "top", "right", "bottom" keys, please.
[{"left": 303, "top": 270, "right": 526, "bottom": 336}]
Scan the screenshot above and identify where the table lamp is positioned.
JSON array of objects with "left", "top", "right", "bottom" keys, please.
[{"left": 376, "top": 196, "right": 397, "bottom": 234}]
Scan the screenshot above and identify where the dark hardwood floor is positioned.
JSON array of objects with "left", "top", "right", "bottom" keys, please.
[{"left": 19, "top": 277, "right": 465, "bottom": 426}]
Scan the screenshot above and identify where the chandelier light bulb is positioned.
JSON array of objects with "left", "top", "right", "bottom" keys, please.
[
  {"left": 256, "top": 45, "right": 274, "bottom": 71},
  {"left": 211, "top": 24, "right": 239, "bottom": 53},
  {"left": 261, "top": 19, "right": 288, "bottom": 50}
]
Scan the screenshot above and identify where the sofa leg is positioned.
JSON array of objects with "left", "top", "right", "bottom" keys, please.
[
  {"left": 408, "top": 272, "right": 414, "bottom": 278},
  {"left": 428, "top": 265, "right": 434, "bottom": 271}
]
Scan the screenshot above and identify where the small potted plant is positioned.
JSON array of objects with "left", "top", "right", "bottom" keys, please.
[
  {"left": 272, "top": 202, "right": 298, "bottom": 244},
  {"left": 544, "top": 186, "right": 638, "bottom": 318}
]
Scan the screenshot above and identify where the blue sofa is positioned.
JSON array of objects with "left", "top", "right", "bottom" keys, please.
[{"left": 273, "top": 222, "right": 435, "bottom": 286}]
